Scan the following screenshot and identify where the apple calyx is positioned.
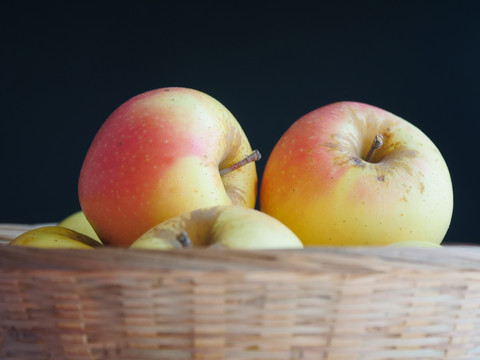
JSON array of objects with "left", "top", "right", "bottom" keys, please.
[
  {"left": 365, "top": 134, "right": 384, "bottom": 163},
  {"left": 219, "top": 150, "right": 261, "bottom": 176},
  {"left": 176, "top": 231, "right": 192, "bottom": 248}
]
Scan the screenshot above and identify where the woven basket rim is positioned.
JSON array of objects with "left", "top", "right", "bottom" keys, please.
[
  {"left": 1, "top": 245, "right": 480, "bottom": 274},
  {"left": 1, "top": 223, "right": 479, "bottom": 275}
]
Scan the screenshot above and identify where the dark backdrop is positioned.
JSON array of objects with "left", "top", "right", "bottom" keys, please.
[{"left": 1, "top": 1, "right": 478, "bottom": 244}]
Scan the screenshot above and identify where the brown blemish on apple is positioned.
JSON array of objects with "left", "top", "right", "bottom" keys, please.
[
  {"left": 182, "top": 207, "right": 223, "bottom": 246},
  {"left": 323, "top": 135, "right": 362, "bottom": 169},
  {"left": 376, "top": 175, "right": 385, "bottom": 182},
  {"left": 350, "top": 156, "right": 365, "bottom": 167},
  {"left": 375, "top": 147, "right": 419, "bottom": 177}
]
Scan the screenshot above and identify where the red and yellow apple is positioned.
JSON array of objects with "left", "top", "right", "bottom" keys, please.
[
  {"left": 131, "top": 205, "right": 303, "bottom": 250},
  {"left": 260, "top": 101, "right": 453, "bottom": 246},
  {"left": 79, "top": 87, "right": 259, "bottom": 247}
]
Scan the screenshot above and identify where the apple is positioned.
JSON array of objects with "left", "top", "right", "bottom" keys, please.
[
  {"left": 260, "top": 101, "right": 453, "bottom": 246},
  {"left": 9, "top": 226, "right": 102, "bottom": 249},
  {"left": 58, "top": 211, "right": 101, "bottom": 242},
  {"left": 130, "top": 205, "right": 303, "bottom": 250},
  {"left": 79, "top": 87, "right": 259, "bottom": 247}
]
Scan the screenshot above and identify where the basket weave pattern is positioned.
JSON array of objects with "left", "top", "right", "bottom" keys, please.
[{"left": 1, "top": 225, "right": 480, "bottom": 359}]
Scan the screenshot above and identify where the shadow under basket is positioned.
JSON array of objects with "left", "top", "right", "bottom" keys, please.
[{"left": 1, "top": 225, "right": 480, "bottom": 360}]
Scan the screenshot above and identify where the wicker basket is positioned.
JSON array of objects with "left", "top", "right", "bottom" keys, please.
[{"left": 1, "top": 224, "right": 480, "bottom": 360}]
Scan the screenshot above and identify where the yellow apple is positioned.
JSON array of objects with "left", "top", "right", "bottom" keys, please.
[
  {"left": 79, "top": 87, "right": 259, "bottom": 247},
  {"left": 260, "top": 101, "right": 453, "bottom": 246},
  {"left": 9, "top": 226, "right": 102, "bottom": 249},
  {"left": 58, "top": 211, "right": 101, "bottom": 242},
  {"left": 130, "top": 205, "right": 303, "bottom": 250}
]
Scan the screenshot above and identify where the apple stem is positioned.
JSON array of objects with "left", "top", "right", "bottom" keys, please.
[
  {"left": 219, "top": 150, "right": 261, "bottom": 176},
  {"left": 365, "top": 134, "right": 384, "bottom": 163},
  {"left": 177, "top": 231, "right": 192, "bottom": 248}
]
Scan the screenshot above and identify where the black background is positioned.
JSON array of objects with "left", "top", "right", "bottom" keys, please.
[{"left": 1, "top": 1, "right": 478, "bottom": 244}]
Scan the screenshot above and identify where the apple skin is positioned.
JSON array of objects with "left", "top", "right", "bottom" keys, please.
[
  {"left": 79, "top": 88, "right": 257, "bottom": 247},
  {"left": 58, "top": 211, "right": 101, "bottom": 243},
  {"left": 9, "top": 226, "right": 102, "bottom": 249},
  {"left": 260, "top": 101, "right": 453, "bottom": 246},
  {"left": 130, "top": 205, "right": 303, "bottom": 250}
]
